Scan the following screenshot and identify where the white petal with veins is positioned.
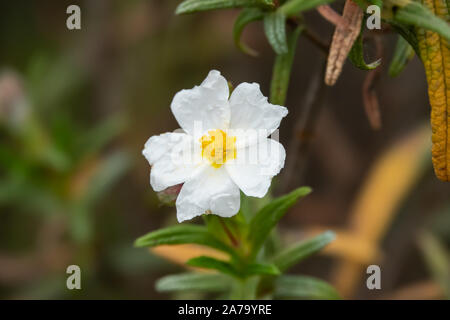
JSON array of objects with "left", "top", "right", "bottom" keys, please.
[
  {"left": 229, "top": 82, "right": 287, "bottom": 147},
  {"left": 143, "top": 132, "right": 204, "bottom": 192},
  {"left": 226, "top": 138, "right": 286, "bottom": 198},
  {"left": 171, "top": 70, "right": 230, "bottom": 139},
  {"left": 176, "top": 166, "right": 240, "bottom": 222}
]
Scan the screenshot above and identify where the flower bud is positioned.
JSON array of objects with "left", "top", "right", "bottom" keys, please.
[{"left": 156, "top": 183, "right": 183, "bottom": 206}]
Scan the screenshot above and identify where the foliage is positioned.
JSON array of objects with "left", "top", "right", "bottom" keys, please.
[
  {"left": 133, "top": 0, "right": 450, "bottom": 300},
  {"left": 137, "top": 187, "right": 337, "bottom": 298}
]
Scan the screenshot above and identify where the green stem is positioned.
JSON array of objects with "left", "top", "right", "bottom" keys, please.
[
  {"left": 269, "top": 25, "right": 303, "bottom": 106},
  {"left": 229, "top": 277, "right": 259, "bottom": 299}
]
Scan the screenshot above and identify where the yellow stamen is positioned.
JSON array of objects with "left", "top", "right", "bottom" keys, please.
[{"left": 200, "top": 129, "right": 236, "bottom": 168}]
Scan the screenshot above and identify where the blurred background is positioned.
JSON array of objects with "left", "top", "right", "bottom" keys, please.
[{"left": 0, "top": 0, "right": 448, "bottom": 299}]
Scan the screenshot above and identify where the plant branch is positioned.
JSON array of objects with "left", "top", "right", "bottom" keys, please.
[
  {"left": 219, "top": 217, "right": 240, "bottom": 248},
  {"left": 287, "top": 17, "right": 329, "bottom": 55},
  {"left": 303, "top": 28, "right": 330, "bottom": 55},
  {"left": 278, "top": 60, "right": 327, "bottom": 194}
]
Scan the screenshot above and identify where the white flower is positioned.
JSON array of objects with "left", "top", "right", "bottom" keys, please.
[{"left": 143, "top": 70, "right": 288, "bottom": 222}]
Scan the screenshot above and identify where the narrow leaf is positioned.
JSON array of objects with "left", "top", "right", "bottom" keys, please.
[
  {"left": 248, "top": 186, "right": 312, "bottom": 257},
  {"left": 348, "top": 19, "right": 381, "bottom": 70},
  {"left": 325, "top": 0, "right": 364, "bottom": 85},
  {"left": 362, "top": 65, "right": 382, "bottom": 130},
  {"left": 353, "top": 0, "right": 382, "bottom": 7},
  {"left": 186, "top": 256, "right": 240, "bottom": 277},
  {"left": 395, "top": 1, "right": 450, "bottom": 42},
  {"left": 383, "top": 17, "right": 420, "bottom": 55},
  {"left": 273, "top": 231, "right": 335, "bottom": 272},
  {"left": 279, "top": 0, "right": 335, "bottom": 16},
  {"left": 134, "top": 225, "right": 235, "bottom": 257},
  {"left": 317, "top": 4, "right": 350, "bottom": 27},
  {"left": 388, "top": 35, "right": 415, "bottom": 77},
  {"left": 370, "top": 0, "right": 382, "bottom": 7},
  {"left": 264, "top": 11, "right": 288, "bottom": 55},
  {"left": 233, "top": 8, "right": 264, "bottom": 56},
  {"left": 270, "top": 26, "right": 303, "bottom": 105},
  {"left": 155, "top": 273, "right": 232, "bottom": 292},
  {"left": 414, "top": 0, "right": 450, "bottom": 181},
  {"left": 176, "top": 0, "right": 274, "bottom": 15},
  {"left": 274, "top": 275, "right": 341, "bottom": 299},
  {"left": 245, "top": 263, "right": 281, "bottom": 276}
]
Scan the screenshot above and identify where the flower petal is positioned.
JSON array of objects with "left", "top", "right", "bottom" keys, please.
[
  {"left": 229, "top": 82, "right": 288, "bottom": 147},
  {"left": 226, "top": 138, "right": 285, "bottom": 198},
  {"left": 176, "top": 166, "right": 240, "bottom": 222},
  {"left": 171, "top": 70, "right": 230, "bottom": 139},
  {"left": 143, "top": 132, "right": 203, "bottom": 192}
]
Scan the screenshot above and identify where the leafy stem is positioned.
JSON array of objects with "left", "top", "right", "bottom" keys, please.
[{"left": 218, "top": 216, "right": 240, "bottom": 248}]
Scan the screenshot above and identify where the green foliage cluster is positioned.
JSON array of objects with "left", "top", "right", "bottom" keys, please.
[
  {"left": 136, "top": 187, "right": 338, "bottom": 299},
  {"left": 134, "top": 0, "right": 450, "bottom": 300}
]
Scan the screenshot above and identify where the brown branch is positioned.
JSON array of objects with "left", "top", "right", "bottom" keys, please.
[
  {"left": 278, "top": 60, "right": 327, "bottom": 194},
  {"left": 218, "top": 217, "right": 239, "bottom": 248},
  {"left": 287, "top": 17, "right": 329, "bottom": 56},
  {"left": 303, "top": 28, "right": 330, "bottom": 56}
]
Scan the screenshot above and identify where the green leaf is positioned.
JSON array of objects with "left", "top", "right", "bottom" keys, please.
[
  {"left": 245, "top": 263, "right": 281, "bottom": 276},
  {"left": 384, "top": 18, "right": 419, "bottom": 56},
  {"left": 274, "top": 275, "right": 341, "bottom": 300},
  {"left": 176, "top": 0, "right": 274, "bottom": 15},
  {"left": 233, "top": 8, "right": 264, "bottom": 56},
  {"left": 388, "top": 35, "right": 415, "bottom": 77},
  {"left": 264, "top": 11, "right": 288, "bottom": 55},
  {"left": 155, "top": 273, "right": 232, "bottom": 292},
  {"left": 270, "top": 26, "right": 303, "bottom": 105},
  {"left": 395, "top": 1, "right": 450, "bottom": 42},
  {"left": 273, "top": 231, "right": 335, "bottom": 272},
  {"left": 369, "top": 0, "right": 382, "bottom": 8},
  {"left": 134, "top": 224, "right": 236, "bottom": 257},
  {"left": 353, "top": 0, "right": 382, "bottom": 8},
  {"left": 348, "top": 19, "right": 381, "bottom": 70},
  {"left": 279, "top": 0, "right": 334, "bottom": 16},
  {"left": 186, "top": 256, "right": 240, "bottom": 277},
  {"left": 248, "top": 186, "right": 312, "bottom": 257}
]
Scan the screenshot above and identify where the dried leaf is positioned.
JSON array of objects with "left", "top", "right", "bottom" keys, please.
[
  {"left": 317, "top": 5, "right": 349, "bottom": 28},
  {"left": 362, "top": 35, "right": 383, "bottom": 131},
  {"left": 325, "top": 0, "right": 364, "bottom": 86}
]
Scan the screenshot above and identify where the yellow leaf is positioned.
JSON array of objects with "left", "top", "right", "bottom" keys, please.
[
  {"left": 330, "top": 125, "right": 431, "bottom": 297},
  {"left": 417, "top": 0, "right": 450, "bottom": 181}
]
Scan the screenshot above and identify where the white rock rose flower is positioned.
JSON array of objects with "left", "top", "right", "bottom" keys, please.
[{"left": 143, "top": 70, "right": 288, "bottom": 222}]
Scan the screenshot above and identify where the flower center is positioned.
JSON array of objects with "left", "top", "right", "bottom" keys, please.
[{"left": 200, "top": 129, "right": 236, "bottom": 168}]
